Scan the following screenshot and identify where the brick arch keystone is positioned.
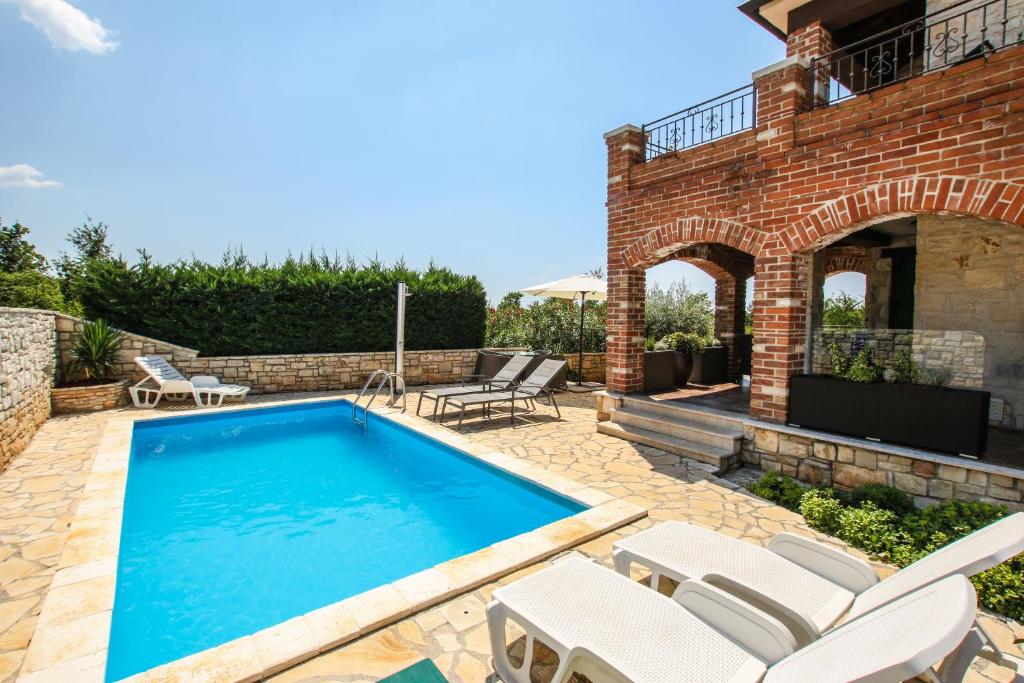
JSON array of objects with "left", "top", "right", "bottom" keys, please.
[
  {"left": 622, "top": 216, "right": 766, "bottom": 270},
  {"left": 784, "top": 177, "right": 1024, "bottom": 254}
]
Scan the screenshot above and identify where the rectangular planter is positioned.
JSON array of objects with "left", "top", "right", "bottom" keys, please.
[
  {"left": 691, "top": 347, "right": 727, "bottom": 385},
  {"left": 643, "top": 351, "right": 676, "bottom": 393},
  {"left": 787, "top": 375, "right": 990, "bottom": 457}
]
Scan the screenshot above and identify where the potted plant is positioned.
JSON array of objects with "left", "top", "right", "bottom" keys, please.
[
  {"left": 52, "top": 319, "right": 128, "bottom": 413},
  {"left": 788, "top": 346, "right": 990, "bottom": 457},
  {"left": 659, "top": 332, "right": 711, "bottom": 386}
]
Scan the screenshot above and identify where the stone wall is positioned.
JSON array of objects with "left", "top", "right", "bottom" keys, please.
[
  {"left": 812, "top": 328, "right": 986, "bottom": 390},
  {"left": 744, "top": 422, "right": 1023, "bottom": 510},
  {"left": 915, "top": 216, "right": 1024, "bottom": 428},
  {"left": 563, "top": 353, "right": 606, "bottom": 383},
  {"left": 0, "top": 309, "right": 56, "bottom": 469}
]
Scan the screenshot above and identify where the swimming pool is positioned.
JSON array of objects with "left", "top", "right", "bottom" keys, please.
[{"left": 105, "top": 400, "right": 585, "bottom": 680}]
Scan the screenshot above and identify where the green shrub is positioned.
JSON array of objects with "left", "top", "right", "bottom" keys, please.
[
  {"left": 77, "top": 256, "right": 486, "bottom": 356},
  {"left": 836, "top": 503, "right": 906, "bottom": 561},
  {"left": 845, "top": 347, "right": 884, "bottom": 383},
  {"left": 798, "top": 488, "right": 844, "bottom": 535},
  {"left": 890, "top": 350, "right": 922, "bottom": 385},
  {"left": 68, "top": 319, "right": 123, "bottom": 382},
  {"left": 485, "top": 296, "right": 605, "bottom": 354},
  {"left": 0, "top": 270, "right": 81, "bottom": 315},
  {"left": 828, "top": 342, "right": 850, "bottom": 378},
  {"left": 900, "top": 500, "right": 1009, "bottom": 548},
  {"left": 846, "top": 484, "right": 915, "bottom": 517},
  {"left": 972, "top": 558, "right": 1024, "bottom": 621},
  {"left": 659, "top": 331, "right": 712, "bottom": 355},
  {"left": 748, "top": 471, "right": 807, "bottom": 512}
]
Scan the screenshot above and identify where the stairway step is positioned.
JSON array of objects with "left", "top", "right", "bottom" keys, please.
[
  {"left": 621, "top": 394, "right": 747, "bottom": 430},
  {"left": 611, "top": 406, "right": 743, "bottom": 452},
  {"left": 596, "top": 421, "right": 736, "bottom": 471}
]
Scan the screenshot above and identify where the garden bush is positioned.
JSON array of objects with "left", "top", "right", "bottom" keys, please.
[
  {"left": 485, "top": 292, "right": 605, "bottom": 354},
  {"left": 0, "top": 270, "right": 81, "bottom": 315},
  {"left": 750, "top": 472, "right": 1024, "bottom": 620},
  {"left": 76, "top": 254, "right": 487, "bottom": 356}
]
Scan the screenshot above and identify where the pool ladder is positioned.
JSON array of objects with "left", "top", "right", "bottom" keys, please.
[{"left": 352, "top": 370, "right": 406, "bottom": 430}]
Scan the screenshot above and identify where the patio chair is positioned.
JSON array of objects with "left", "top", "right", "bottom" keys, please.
[
  {"left": 441, "top": 359, "right": 566, "bottom": 427},
  {"left": 129, "top": 355, "right": 250, "bottom": 409},
  {"left": 612, "top": 514, "right": 1024, "bottom": 651},
  {"left": 416, "top": 353, "right": 531, "bottom": 420},
  {"left": 486, "top": 556, "right": 982, "bottom": 683}
]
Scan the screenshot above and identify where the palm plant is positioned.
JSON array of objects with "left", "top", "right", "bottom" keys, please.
[{"left": 69, "top": 319, "right": 123, "bottom": 382}]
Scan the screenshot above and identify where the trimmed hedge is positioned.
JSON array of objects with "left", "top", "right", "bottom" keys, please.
[{"left": 76, "top": 257, "right": 487, "bottom": 356}]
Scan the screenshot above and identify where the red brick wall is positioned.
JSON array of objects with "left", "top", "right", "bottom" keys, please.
[{"left": 606, "top": 45, "right": 1024, "bottom": 422}]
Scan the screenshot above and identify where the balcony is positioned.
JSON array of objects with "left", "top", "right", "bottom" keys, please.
[{"left": 642, "top": 84, "right": 756, "bottom": 162}]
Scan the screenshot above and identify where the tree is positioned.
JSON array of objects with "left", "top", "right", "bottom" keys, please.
[
  {"left": 822, "top": 292, "right": 865, "bottom": 327},
  {"left": 56, "top": 217, "right": 114, "bottom": 301},
  {"left": 0, "top": 220, "right": 47, "bottom": 273},
  {"left": 644, "top": 281, "right": 714, "bottom": 342}
]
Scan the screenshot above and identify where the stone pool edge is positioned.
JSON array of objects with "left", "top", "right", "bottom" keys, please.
[{"left": 17, "top": 394, "right": 647, "bottom": 683}]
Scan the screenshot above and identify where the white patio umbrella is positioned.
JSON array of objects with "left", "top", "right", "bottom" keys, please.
[{"left": 520, "top": 275, "right": 607, "bottom": 386}]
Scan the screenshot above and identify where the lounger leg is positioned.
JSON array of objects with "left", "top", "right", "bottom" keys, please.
[
  {"left": 548, "top": 391, "right": 561, "bottom": 418},
  {"left": 129, "top": 386, "right": 161, "bottom": 409},
  {"left": 416, "top": 393, "right": 424, "bottom": 416},
  {"left": 458, "top": 405, "right": 466, "bottom": 429},
  {"left": 486, "top": 603, "right": 533, "bottom": 683}
]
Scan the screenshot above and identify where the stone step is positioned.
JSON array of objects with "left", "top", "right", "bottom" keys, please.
[
  {"left": 620, "top": 394, "right": 747, "bottom": 431},
  {"left": 611, "top": 406, "right": 743, "bottom": 453},
  {"left": 596, "top": 421, "right": 735, "bottom": 472}
]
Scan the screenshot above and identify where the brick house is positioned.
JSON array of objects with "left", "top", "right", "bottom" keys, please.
[{"left": 597, "top": 0, "right": 1024, "bottom": 507}]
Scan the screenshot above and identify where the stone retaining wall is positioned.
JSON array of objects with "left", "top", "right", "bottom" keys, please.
[
  {"left": 564, "top": 353, "right": 606, "bottom": 383},
  {"left": 51, "top": 381, "right": 128, "bottom": 414},
  {"left": 0, "top": 309, "right": 57, "bottom": 469},
  {"left": 743, "top": 422, "right": 1024, "bottom": 510}
]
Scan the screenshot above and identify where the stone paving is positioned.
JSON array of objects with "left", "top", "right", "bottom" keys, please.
[{"left": 1, "top": 389, "right": 1021, "bottom": 683}]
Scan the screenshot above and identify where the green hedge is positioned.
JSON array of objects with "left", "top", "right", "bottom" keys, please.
[
  {"left": 0, "top": 270, "right": 81, "bottom": 315},
  {"left": 76, "top": 257, "right": 487, "bottom": 356},
  {"left": 748, "top": 472, "right": 1024, "bottom": 620}
]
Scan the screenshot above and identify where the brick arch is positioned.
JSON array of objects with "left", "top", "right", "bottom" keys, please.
[
  {"left": 784, "top": 177, "right": 1024, "bottom": 253},
  {"left": 622, "top": 216, "right": 766, "bottom": 269},
  {"left": 823, "top": 247, "right": 867, "bottom": 276}
]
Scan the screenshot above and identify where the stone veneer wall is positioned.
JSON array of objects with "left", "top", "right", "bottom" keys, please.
[
  {"left": 811, "top": 328, "right": 985, "bottom": 389},
  {"left": 0, "top": 309, "right": 57, "bottom": 469},
  {"left": 743, "top": 423, "right": 1023, "bottom": 510},
  {"left": 563, "top": 353, "right": 607, "bottom": 383}
]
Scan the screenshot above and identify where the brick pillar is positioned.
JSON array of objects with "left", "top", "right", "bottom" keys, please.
[
  {"left": 750, "top": 248, "right": 811, "bottom": 423},
  {"left": 753, "top": 57, "right": 812, "bottom": 157},
  {"left": 605, "top": 124, "right": 646, "bottom": 394},
  {"left": 787, "top": 21, "right": 836, "bottom": 108},
  {"left": 714, "top": 276, "right": 746, "bottom": 381}
]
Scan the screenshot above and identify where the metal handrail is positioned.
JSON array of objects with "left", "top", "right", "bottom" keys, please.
[
  {"left": 352, "top": 370, "right": 406, "bottom": 429},
  {"left": 642, "top": 83, "right": 756, "bottom": 162},
  {"left": 810, "top": 0, "right": 1022, "bottom": 108}
]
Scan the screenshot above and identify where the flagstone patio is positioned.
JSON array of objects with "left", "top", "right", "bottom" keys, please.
[{"left": 0, "top": 390, "right": 1020, "bottom": 683}]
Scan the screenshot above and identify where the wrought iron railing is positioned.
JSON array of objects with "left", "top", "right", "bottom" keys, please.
[
  {"left": 810, "top": 0, "right": 1024, "bottom": 107},
  {"left": 642, "top": 84, "right": 756, "bottom": 161}
]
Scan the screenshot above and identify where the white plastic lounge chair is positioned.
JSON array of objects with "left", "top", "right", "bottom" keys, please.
[
  {"left": 487, "top": 556, "right": 981, "bottom": 683},
  {"left": 613, "top": 514, "right": 1024, "bottom": 648},
  {"left": 129, "top": 355, "right": 250, "bottom": 409},
  {"left": 441, "top": 359, "right": 566, "bottom": 427},
  {"left": 415, "top": 353, "right": 531, "bottom": 420}
]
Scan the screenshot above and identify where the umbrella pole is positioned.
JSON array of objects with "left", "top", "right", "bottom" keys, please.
[{"left": 576, "top": 291, "right": 586, "bottom": 386}]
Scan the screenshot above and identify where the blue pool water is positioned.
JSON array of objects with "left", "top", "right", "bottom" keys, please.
[{"left": 106, "top": 400, "right": 584, "bottom": 681}]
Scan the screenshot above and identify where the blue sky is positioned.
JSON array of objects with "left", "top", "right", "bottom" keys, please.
[{"left": 0, "top": 0, "right": 861, "bottom": 303}]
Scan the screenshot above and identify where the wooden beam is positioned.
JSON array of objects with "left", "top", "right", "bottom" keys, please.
[
  {"left": 831, "top": 228, "right": 892, "bottom": 247},
  {"left": 788, "top": 0, "right": 915, "bottom": 33}
]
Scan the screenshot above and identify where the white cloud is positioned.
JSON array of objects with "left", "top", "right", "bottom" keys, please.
[
  {"left": 0, "top": 164, "right": 62, "bottom": 189},
  {"left": 2, "top": 0, "right": 117, "bottom": 54}
]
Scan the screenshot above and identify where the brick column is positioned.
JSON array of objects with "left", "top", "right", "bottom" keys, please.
[
  {"left": 750, "top": 248, "right": 811, "bottom": 423},
  {"left": 787, "top": 21, "right": 836, "bottom": 108},
  {"left": 714, "top": 276, "right": 746, "bottom": 381},
  {"left": 605, "top": 124, "right": 646, "bottom": 394},
  {"left": 753, "top": 57, "right": 812, "bottom": 157}
]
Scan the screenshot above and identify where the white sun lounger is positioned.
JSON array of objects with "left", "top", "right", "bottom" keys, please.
[
  {"left": 613, "top": 514, "right": 1024, "bottom": 647},
  {"left": 415, "top": 353, "right": 532, "bottom": 420},
  {"left": 129, "top": 355, "right": 251, "bottom": 409},
  {"left": 487, "top": 556, "right": 981, "bottom": 683}
]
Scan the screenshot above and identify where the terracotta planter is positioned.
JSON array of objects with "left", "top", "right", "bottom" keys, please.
[{"left": 51, "top": 380, "right": 128, "bottom": 414}]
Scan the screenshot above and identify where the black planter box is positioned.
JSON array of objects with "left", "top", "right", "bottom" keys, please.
[
  {"left": 691, "top": 347, "right": 727, "bottom": 385},
  {"left": 787, "top": 374, "right": 990, "bottom": 457},
  {"left": 644, "top": 351, "right": 676, "bottom": 393}
]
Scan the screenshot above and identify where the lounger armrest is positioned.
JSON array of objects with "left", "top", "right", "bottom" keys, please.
[
  {"left": 768, "top": 533, "right": 879, "bottom": 594},
  {"left": 461, "top": 373, "right": 487, "bottom": 386},
  {"left": 161, "top": 379, "right": 195, "bottom": 394},
  {"left": 189, "top": 375, "right": 222, "bottom": 388},
  {"left": 673, "top": 579, "right": 797, "bottom": 665}
]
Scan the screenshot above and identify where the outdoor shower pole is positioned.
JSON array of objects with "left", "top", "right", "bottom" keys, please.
[
  {"left": 576, "top": 291, "right": 586, "bottom": 386},
  {"left": 396, "top": 282, "right": 409, "bottom": 387}
]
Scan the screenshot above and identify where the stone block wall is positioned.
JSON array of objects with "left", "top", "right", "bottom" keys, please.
[
  {"left": 0, "top": 309, "right": 57, "bottom": 469},
  {"left": 743, "top": 423, "right": 1024, "bottom": 510},
  {"left": 812, "top": 328, "right": 986, "bottom": 389},
  {"left": 564, "top": 353, "right": 606, "bottom": 383}
]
